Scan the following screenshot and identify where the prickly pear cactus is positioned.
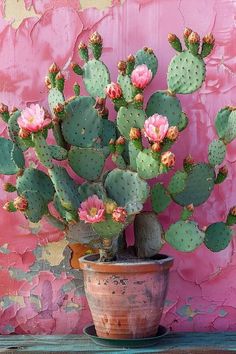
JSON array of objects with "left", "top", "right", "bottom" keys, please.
[{"left": 0, "top": 29, "right": 235, "bottom": 261}]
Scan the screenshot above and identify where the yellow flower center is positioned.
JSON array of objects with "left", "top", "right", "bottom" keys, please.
[
  {"left": 28, "top": 116, "right": 35, "bottom": 123},
  {"left": 89, "top": 207, "right": 98, "bottom": 217},
  {"left": 154, "top": 127, "right": 159, "bottom": 135}
]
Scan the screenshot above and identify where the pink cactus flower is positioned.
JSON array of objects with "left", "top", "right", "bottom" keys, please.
[
  {"left": 18, "top": 104, "right": 51, "bottom": 133},
  {"left": 144, "top": 114, "right": 169, "bottom": 143},
  {"left": 112, "top": 207, "right": 127, "bottom": 223},
  {"left": 131, "top": 64, "right": 152, "bottom": 89},
  {"left": 79, "top": 195, "right": 105, "bottom": 224},
  {"left": 106, "top": 82, "right": 122, "bottom": 99}
]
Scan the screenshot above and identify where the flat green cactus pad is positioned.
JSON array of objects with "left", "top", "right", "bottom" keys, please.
[
  {"left": 215, "top": 107, "right": 231, "bottom": 139},
  {"left": 168, "top": 170, "right": 188, "bottom": 195},
  {"left": 92, "top": 215, "right": 125, "bottom": 239},
  {"left": 136, "top": 149, "right": 160, "bottom": 179},
  {"left": 62, "top": 96, "right": 102, "bottom": 147},
  {"left": 146, "top": 91, "right": 182, "bottom": 127},
  {"left": 101, "top": 119, "right": 116, "bottom": 147},
  {"left": 204, "top": 222, "right": 232, "bottom": 252},
  {"left": 151, "top": 183, "right": 171, "bottom": 213},
  {"left": 48, "top": 165, "right": 80, "bottom": 211},
  {"left": 128, "top": 141, "right": 140, "bottom": 171},
  {"left": 165, "top": 220, "right": 205, "bottom": 251},
  {"left": 178, "top": 112, "right": 189, "bottom": 131},
  {"left": 48, "top": 87, "right": 65, "bottom": 115},
  {"left": 22, "top": 190, "right": 47, "bottom": 223},
  {"left": 117, "top": 74, "right": 134, "bottom": 102},
  {"left": 208, "top": 139, "right": 226, "bottom": 166},
  {"left": 167, "top": 51, "right": 205, "bottom": 94},
  {"left": 83, "top": 59, "right": 110, "bottom": 98},
  {"left": 78, "top": 182, "right": 107, "bottom": 203},
  {"left": 0, "top": 137, "right": 25, "bottom": 175},
  {"left": 104, "top": 168, "right": 149, "bottom": 208},
  {"left": 117, "top": 106, "right": 146, "bottom": 139},
  {"left": 171, "top": 163, "right": 215, "bottom": 206},
  {"left": 8, "top": 111, "right": 33, "bottom": 151},
  {"left": 49, "top": 145, "right": 68, "bottom": 160},
  {"left": 68, "top": 147, "right": 105, "bottom": 181},
  {"left": 135, "top": 49, "right": 158, "bottom": 77},
  {"left": 16, "top": 168, "right": 54, "bottom": 203}
]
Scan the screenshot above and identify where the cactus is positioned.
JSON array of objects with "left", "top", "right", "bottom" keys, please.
[
  {"left": 68, "top": 147, "right": 105, "bottom": 181},
  {"left": 0, "top": 137, "right": 25, "bottom": 174},
  {"left": 204, "top": 222, "right": 232, "bottom": 252},
  {"left": 215, "top": 107, "right": 236, "bottom": 144},
  {"left": 208, "top": 139, "right": 226, "bottom": 166},
  {"left": 165, "top": 220, "right": 205, "bottom": 252},
  {"left": 135, "top": 48, "right": 158, "bottom": 77},
  {"left": 117, "top": 106, "right": 146, "bottom": 139},
  {"left": 151, "top": 183, "right": 171, "bottom": 214},
  {"left": 104, "top": 168, "right": 149, "bottom": 214},
  {"left": 61, "top": 96, "right": 102, "bottom": 147},
  {"left": 136, "top": 149, "right": 161, "bottom": 179},
  {"left": 146, "top": 91, "right": 183, "bottom": 127},
  {"left": 1, "top": 29, "right": 236, "bottom": 261},
  {"left": 171, "top": 164, "right": 215, "bottom": 206}
]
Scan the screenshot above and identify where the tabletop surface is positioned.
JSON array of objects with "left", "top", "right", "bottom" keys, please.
[{"left": 1, "top": 331, "right": 236, "bottom": 353}]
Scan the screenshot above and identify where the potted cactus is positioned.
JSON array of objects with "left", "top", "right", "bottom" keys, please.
[{"left": 0, "top": 28, "right": 236, "bottom": 342}]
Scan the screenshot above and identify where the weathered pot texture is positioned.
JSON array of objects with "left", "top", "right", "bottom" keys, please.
[{"left": 79, "top": 254, "right": 173, "bottom": 339}]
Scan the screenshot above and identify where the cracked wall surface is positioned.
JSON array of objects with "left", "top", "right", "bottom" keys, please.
[{"left": 0, "top": 0, "right": 236, "bottom": 334}]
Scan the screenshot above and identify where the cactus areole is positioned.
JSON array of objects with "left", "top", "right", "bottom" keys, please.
[{"left": 0, "top": 29, "right": 235, "bottom": 340}]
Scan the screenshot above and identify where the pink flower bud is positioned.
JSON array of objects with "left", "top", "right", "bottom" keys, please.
[
  {"left": 112, "top": 207, "right": 127, "bottom": 223},
  {"left": 151, "top": 142, "right": 161, "bottom": 152},
  {"left": 183, "top": 27, "right": 192, "bottom": 38},
  {"left": 203, "top": 33, "right": 215, "bottom": 45},
  {"left": 89, "top": 31, "right": 103, "bottom": 45},
  {"left": 166, "top": 126, "right": 179, "bottom": 141},
  {"left": 168, "top": 33, "right": 177, "bottom": 43},
  {"left": 161, "top": 151, "right": 175, "bottom": 168},
  {"left": 19, "top": 128, "right": 30, "bottom": 139},
  {"left": 131, "top": 64, "right": 152, "bottom": 89},
  {"left": 49, "top": 63, "right": 59, "bottom": 74},
  {"left": 188, "top": 32, "right": 200, "bottom": 44},
  {"left": 230, "top": 206, "right": 236, "bottom": 216},
  {"left": 13, "top": 196, "right": 28, "bottom": 211},
  {"left": 116, "top": 136, "right": 125, "bottom": 145},
  {"left": 106, "top": 82, "right": 122, "bottom": 99},
  {"left": 129, "top": 127, "right": 141, "bottom": 140}
]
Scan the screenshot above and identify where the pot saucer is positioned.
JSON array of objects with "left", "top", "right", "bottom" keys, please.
[{"left": 83, "top": 324, "right": 169, "bottom": 348}]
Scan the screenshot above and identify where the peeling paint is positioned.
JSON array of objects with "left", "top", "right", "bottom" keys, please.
[
  {"left": 41, "top": 239, "right": 68, "bottom": 266},
  {"left": 4, "top": 0, "right": 40, "bottom": 28},
  {"left": 0, "top": 0, "right": 236, "bottom": 334}
]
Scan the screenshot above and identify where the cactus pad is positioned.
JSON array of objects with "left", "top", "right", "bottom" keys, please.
[
  {"left": 146, "top": 91, "right": 182, "bottom": 127},
  {"left": 8, "top": 111, "right": 33, "bottom": 151},
  {"left": 117, "top": 74, "right": 134, "bottom": 102},
  {"left": 136, "top": 149, "right": 160, "bottom": 179},
  {"left": 78, "top": 182, "right": 107, "bottom": 203},
  {"left": 178, "top": 112, "right": 189, "bottom": 131},
  {"left": 208, "top": 139, "right": 226, "bottom": 166},
  {"left": 135, "top": 49, "right": 158, "bottom": 77},
  {"left": 117, "top": 106, "right": 146, "bottom": 139},
  {"left": 128, "top": 141, "right": 140, "bottom": 171},
  {"left": 68, "top": 147, "right": 105, "bottom": 181},
  {"left": 22, "top": 190, "right": 47, "bottom": 223},
  {"left": 92, "top": 215, "right": 125, "bottom": 239},
  {"left": 204, "top": 222, "right": 232, "bottom": 252},
  {"left": 167, "top": 51, "right": 205, "bottom": 94},
  {"left": 171, "top": 163, "right": 215, "bottom": 206},
  {"left": 16, "top": 168, "right": 55, "bottom": 203},
  {"left": 165, "top": 220, "right": 205, "bottom": 251},
  {"left": 168, "top": 170, "right": 187, "bottom": 195},
  {"left": 48, "top": 87, "right": 65, "bottom": 115},
  {"left": 0, "top": 137, "right": 24, "bottom": 174},
  {"left": 49, "top": 145, "right": 68, "bottom": 160},
  {"left": 224, "top": 110, "right": 236, "bottom": 144},
  {"left": 215, "top": 107, "right": 231, "bottom": 139},
  {"left": 83, "top": 59, "right": 110, "bottom": 98},
  {"left": 62, "top": 96, "right": 102, "bottom": 147},
  {"left": 48, "top": 165, "right": 80, "bottom": 211},
  {"left": 101, "top": 119, "right": 116, "bottom": 147},
  {"left": 104, "top": 168, "right": 149, "bottom": 208},
  {"left": 151, "top": 183, "right": 171, "bottom": 213}
]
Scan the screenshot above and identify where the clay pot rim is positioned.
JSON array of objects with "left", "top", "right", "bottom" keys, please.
[{"left": 79, "top": 253, "right": 174, "bottom": 273}]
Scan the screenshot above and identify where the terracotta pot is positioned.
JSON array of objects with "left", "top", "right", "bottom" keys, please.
[{"left": 79, "top": 253, "right": 173, "bottom": 339}]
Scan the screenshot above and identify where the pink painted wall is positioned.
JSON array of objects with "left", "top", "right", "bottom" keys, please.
[{"left": 0, "top": 0, "right": 236, "bottom": 334}]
